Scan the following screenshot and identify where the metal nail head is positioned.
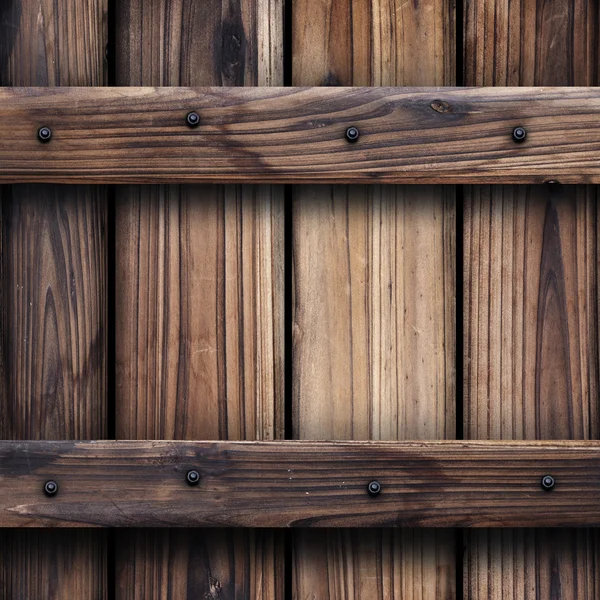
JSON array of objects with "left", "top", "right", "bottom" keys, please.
[
  {"left": 186, "top": 470, "right": 200, "bottom": 486},
  {"left": 38, "top": 127, "right": 52, "bottom": 142},
  {"left": 367, "top": 480, "right": 381, "bottom": 496},
  {"left": 512, "top": 126, "right": 527, "bottom": 142},
  {"left": 346, "top": 126, "right": 360, "bottom": 143},
  {"left": 44, "top": 480, "right": 58, "bottom": 496},
  {"left": 541, "top": 475, "right": 555, "bottom": 490},
  {"left": 186, "top": 112, "right": 200, "bottom": 127}
]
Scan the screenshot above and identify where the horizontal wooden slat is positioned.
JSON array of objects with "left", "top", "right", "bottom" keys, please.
[
  {"left": 2, "top": 440, "right": 600, "bottom": 527},
  {"left": 1, "top": 87, "right": 600, "bottom": 183}
]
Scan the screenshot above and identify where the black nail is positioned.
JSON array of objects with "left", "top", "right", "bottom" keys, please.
[
  {"left": 186, "top": 112, "right": 200, "bottom": 127},
  {"left": 38, "top": 127, "right": 52, "bottom": 142},
  {"left": 186, "top": 470, "right": 200, "bottom": 485},
  {"left": 512, "top": 126, "right": 527, "bottom": 142},
  {"left": 367, "top": 480, "right": 381, "bottom": 496},
  {"left": 346, "top": 126, "right": 360, "bottom": 143},
  {"left": 541, "top": 475, "right": 555, "bottom": 491},
  {"left": 44, "top": 480, "right": 58, "bottom": 496}
]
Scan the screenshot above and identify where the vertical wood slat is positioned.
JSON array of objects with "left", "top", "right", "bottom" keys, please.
[
  {"left": 114, "top": 0, "right": 284, "bottom": 598},
  {"left": 464, "top": 1, "right": 600, "bottom": 598},
  {"left": 291, "top": 0, "right": 456, "bottom": 598},
  {"left": 0, "top": 0, "right": 107, "bottom": 599}
]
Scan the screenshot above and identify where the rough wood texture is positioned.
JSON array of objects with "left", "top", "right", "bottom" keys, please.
[
  {"left": 0, "top": 0, "right": 107, "bottom": 598},
  {"left": 4, "top": 440, "right": 600, "bottom": 528},
  {"left": 292, "top": 0, "right": 455, "bottom": 597},
  {"left": 115, "top": 184, "right": 284, "bottom": 441},
  {"left": 464, "top": 1, "right": 600, "bottom": 598},
  {"left": 114, "top": 1, "right": 284, "bottom": 598},
  {"left": 6, "top": 87, "right": 600, "bottom": 183}
]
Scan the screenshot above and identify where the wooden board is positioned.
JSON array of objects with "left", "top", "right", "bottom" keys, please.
[
  {"left": 5, "top": 87, "right": 600, "bottom": 183},
  {"left": 291, "top": 0, "right": 456, "bottom": 597},
  {"left": 463, "top": 0, "right": 600, "bottom": 598},
  {"left": 4, "top": 440, "right": 600, "bottom": 528},
  {"left": 113, "top": 1, "right": 284, "bottom": 598},
  {"left": 0, "top": 0, "right": 107, "bottom": 599}
]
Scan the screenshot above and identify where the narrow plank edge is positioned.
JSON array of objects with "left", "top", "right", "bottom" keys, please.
[{"left": 2, "top": 440, "right": 600, "bottom": 528}]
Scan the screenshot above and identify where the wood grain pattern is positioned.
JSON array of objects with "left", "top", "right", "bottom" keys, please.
[
  {"left": 115, "top": 184, "right": 284, "bottom": 441},
  {"left": 114, "top": 1, "right": 284, "bottom": 598},
  {"left": 7, "top": 87, "right": 600, "bottom": 183},
  {"left": 116, "top": 529, "right": 282, "bottom": 600},
  {"left": 464, "top": 1, "right": 600, "bottom": 598},
  {"left": 0, "top": 0, "right": 107, "bottom": 598},
  {"left": 292, "top": 0, "right": 455, "bottom": 597},
  {"left": 5, "top": 440, "right": 600, "bottom": 528}
]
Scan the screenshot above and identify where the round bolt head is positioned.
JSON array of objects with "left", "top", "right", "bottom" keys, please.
[
  {"left": 186, "top": 470, "right": 200, "bottom": 485},
  {"left": 367, "top": 480, "right": 381, "bottom": 496},
  {"left": 541, "top": 475, "right": 555, "bottom": 490},
  {"left": 38, "top": 127, "right": 52, "bottom": 142},
  {"left": 44, "top": 480, "right": 58, "bottom": 496},
  {"left": 186, "top": 112, "right": 200, "bottom": 127},
  {"left": 346, "top": 126, "right": 360, "bottom": 143},
  {"left": 512, "top": 126, "right": 527, "bottom": 142}
]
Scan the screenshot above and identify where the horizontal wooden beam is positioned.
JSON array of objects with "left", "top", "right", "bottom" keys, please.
[
  {"left": 1, "top": 87, "right": 600, "bottom": 183},
  {"left": 2, "top": 440, "right": 600, "bottom": 527}
]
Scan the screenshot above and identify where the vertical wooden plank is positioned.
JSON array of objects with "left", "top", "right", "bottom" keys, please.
[
  {"left": 464, "top": 2, "right": 600, "bottom": 598},
  {"left": 0, "top": 0, "right": 107, "bottom": 598},
  {"left": 114, "top": 1, "right": 284, "bottom": 598},
  {"left": 292, "top": 0, "right": 456, "bottom": 598}
]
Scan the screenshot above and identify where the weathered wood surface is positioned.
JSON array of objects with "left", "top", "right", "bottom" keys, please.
[
  {"left": 291, "top": 0, "right": 456, "bottom": 597},
  {"left": 114, "top": 1, "right": 284, "bottom": 598},
  {"left": 464, "top": 0, "right": 600, "bottom": 598},
  {"left": 5, "top": 87, "right": 600, "bottom": 183},
  {"left": 0, "top": 0, "right": 107, "bottom": 598},
  {"left": 4, "top": 441, "right": 600, "bottom": 528}
]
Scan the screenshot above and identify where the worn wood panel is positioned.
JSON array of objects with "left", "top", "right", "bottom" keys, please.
[
  {"left": 292, "top": 0, "right": 455, "bottom": 600},
  {"left": 464, "top": 1, "right": 600, "bottom": 598},
  {"left": 114, "top": 1, "right": 284, "bottom": 598},
  {"left": 5, "top": 440, "right": 600, "bottom": 528},
  {"left": 292, "top": 1, "right": 456, "bottom": 597},
  {"left": 7, "top": 87, "right": 600, "bottom": 184},
  {"left": 0, "top": 0, "right": 107, "bottom": 598}
]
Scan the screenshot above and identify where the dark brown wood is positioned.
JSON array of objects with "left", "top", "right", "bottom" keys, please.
[
  {"left": 3, "top": 440, "right": 600, "bottom": 528},
  {"left": 113, "top": 1, "right": 285, "bottom": 598},
  {"left": 4, "top": 87, "right": 600, "bottom": 183},
  {"left": 0, "top": 0, "right": 107, "bottom": 598},
  {"left": 464, "top": 1, "right": 600, "bottom": 598}
]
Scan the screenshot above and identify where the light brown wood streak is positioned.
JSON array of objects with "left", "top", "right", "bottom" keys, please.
[
  {"left": 292, "top": 0, "right": 455, "bottom": 598},
  {"left": 464, "top": 0, "right": 600, "bottom": 598},
  {"left": 0, "top": 0, "right": 107, "bottom": 598},
  {"left": 114, "top": 0, "right": 284, "bottom": 598}
]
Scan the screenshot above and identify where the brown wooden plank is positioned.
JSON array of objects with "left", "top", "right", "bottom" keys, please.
[
  {"left": 114, "top": 1, "right": 284, "bottom": 598},
  {"left": 4, "top": 440, "right": 600, "bottom": 528},
  {"left": 5, "top": 87, "right": 600, "bottom": 183},
  {"left": 0, "top": 0, "right": 107, "bottom": 598},
  {"left": 464, "top": 1, "right": 600, "bottom": 598},
  {"left": 291, "top": 0, "right": 456, "bottom": 597}
]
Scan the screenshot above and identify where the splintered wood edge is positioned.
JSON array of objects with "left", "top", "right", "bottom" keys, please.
[
  {"left": 1, "top": 440, "right": 600, "bottom": 528},
  {"left": 1, "top": 87, "right": 600, "bottom": 183}
]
